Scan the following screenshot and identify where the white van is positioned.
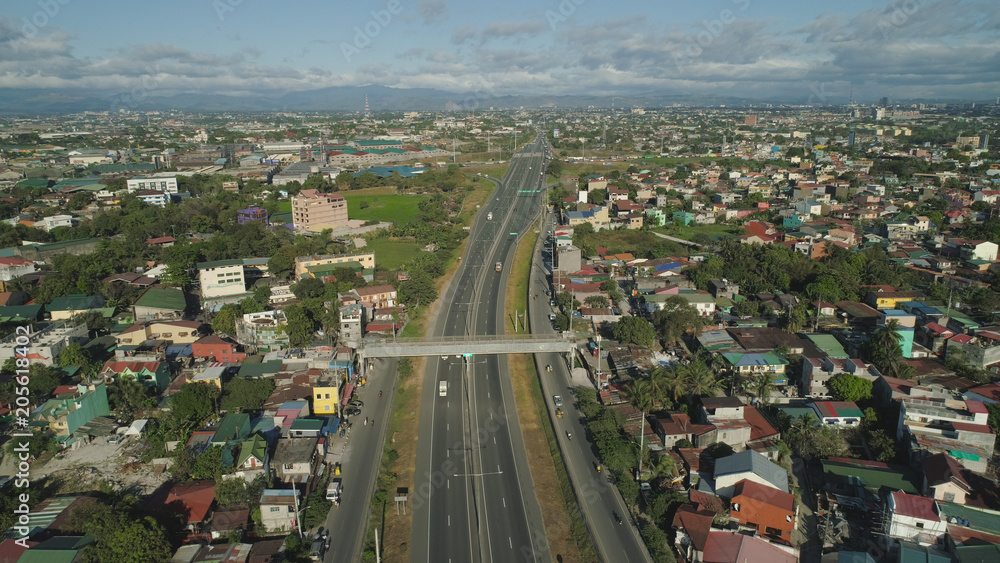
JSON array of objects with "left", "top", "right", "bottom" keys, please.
[{"left": 439, "top": 380, "right": 448, "bottom": 397}]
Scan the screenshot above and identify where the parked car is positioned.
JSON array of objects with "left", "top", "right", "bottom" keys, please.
[
  {"left": 349, "top": 400, "right": 364, "bottom": 408},
  {"left": 345, "top": 407, "right": 361, "bottom": 416}
]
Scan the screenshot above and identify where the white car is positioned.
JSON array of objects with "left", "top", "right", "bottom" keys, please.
[{"left": 553, "top": 395, "right": 563, "bottom": 407}]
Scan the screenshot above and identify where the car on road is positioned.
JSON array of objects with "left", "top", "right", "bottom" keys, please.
[
  {"left": 345, "top": 407, "right": 361, "bottom": 416},
  {"left": 349, "top": 400, "right": 364, "bottom": 408},
  {"left": 553, "top": 395, "right": 563, "bottom": 407}
]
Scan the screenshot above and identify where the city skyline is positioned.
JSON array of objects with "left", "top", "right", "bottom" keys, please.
[{"left": 2, "top": 0, "right": 999, "bottom": 105}]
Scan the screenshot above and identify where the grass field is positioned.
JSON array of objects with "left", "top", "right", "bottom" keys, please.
[
  {"left": 656, "top": 222, "right": 743, "bottom": 241},
  {"left": 344, "top": 192, "right": 429, "bottom": 226},
  {"left": 276, "top": 201, "right": 291, "bottom": 212},
  {"left": 362, "top": 238, "right": 423, "bottom": 270}
]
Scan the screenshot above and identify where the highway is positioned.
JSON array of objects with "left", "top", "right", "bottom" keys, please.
[
  {"left": 528, "top": 216, "right": 654, "bottom": 563},
  {"left": 410, "top": 136, "right": 551, "bottom": 563}
]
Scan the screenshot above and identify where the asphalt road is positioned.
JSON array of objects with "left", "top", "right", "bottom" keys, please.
[
  {"left": 529, "top": 213, "right": 654, "bottom": 562},
  {"left": 323, "top": 358, "right": 398, "bottom": 563},
  {"left": 410, "top": 136, "right": 552, "bottom": 563}
]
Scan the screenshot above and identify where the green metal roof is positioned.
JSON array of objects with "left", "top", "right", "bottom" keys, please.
[
  {"left": 134, "top": 288, "right": 187, "bottom": 311},
  {"left": 821, "top": 458, "right": 919, "bottom": 494},
  {"left": 238, "top": 360, "right": 283, "bottom": 378},
  {"left": 30, "top": 238, "right": 102, "bottom": 252},
  {"left": 15, "top": 178, "right": 51, "bottom": 189},
  {"left": 806, "top": 334, "right": 848, "bottom": 358},
  {"left": 197, "top": 259, "right": 245, "bottom": 270},
  {"left": 939, "top": 501, "right": 1000, "bottom": 535},
  {"left": 0, "top": 304, "right": 42, "bottom": 321},
  {"left": 47, "top": 294, "right": 103, "bottom": 311},
  {"left": 236, "top": 433, "right": 267, "bottom": 467},
  {"left": 17, "top": 534, "right": 94, "bottom": 563}
]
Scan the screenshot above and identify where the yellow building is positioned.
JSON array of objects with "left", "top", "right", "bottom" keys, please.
[
  {"left": 115, "top": 321, "right": 205, "bottom": 346},
  {"left": 313, "top": 383, "right": 340, "bottom": 415},
  {"left": 294, "top": 253, "right": 375, "bottom": 279}
]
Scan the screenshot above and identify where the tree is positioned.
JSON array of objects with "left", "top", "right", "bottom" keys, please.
[
  {"left": 108, "top": 377, "right": 154, "bottom": 423},
  {"left": 292, "top": 277, "right": 325, "bottom": 300},
  {"left": 161, "top": 262, "right": 191, "bottom": 287},
  {"left": 58, "top": 342, "right": 94, "bottom": 372},
  {"left": 546, "top": 159, "right": 563, "bottom": 178},
  {"left": 67, "top": 496, "right": 172, "bottom": 563},
  {"left": 827, "top": 374, "right": 873, "bottom": 402},
  {"left": 749, "top": 374, "right": 777, "bottom": 406},
  {"left": 220, "top": 377, "right": 276, "bottom": 412},
  {"left": 684, "top": 361, "right": 723, "bottom": 398},
  {"left": 267, "top": 245, "right": 298, "bottom": 280},
  {"left": 212, "top": 303, "right": 242, "bottom": 335},
  {"left": 612, "top": 316, "right": 656, "bottom": 347},
  {"left": 398, "top": 273, "right": 437, "bottom": 307},
  {"left": 584, "top": 295, "right": 610, "bottom": 308},
  {"left": 283, "top": 304, "right": 316, "bottom": 348},
  {"left": 784, "top": 415, "right": 849, "bottom": 459},
  {"left": 868, "top": 429, "right": 897, "bottom": 463},
  {"left": 169, "top": 382, "right": 220, "bottom": 434},
  {"left": 650, "top": 296, "right": 704, "bottom": 345}
]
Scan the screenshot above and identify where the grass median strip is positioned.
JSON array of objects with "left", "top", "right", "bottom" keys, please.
[{"left": 505, "top": 222, "right": 596, "bottom": 562}]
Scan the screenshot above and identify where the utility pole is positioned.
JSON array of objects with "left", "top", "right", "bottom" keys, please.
[{"left": 291, "top": 479, "right": 302, "bottom": 539}]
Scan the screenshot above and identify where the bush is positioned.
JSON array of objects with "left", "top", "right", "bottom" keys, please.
[{"left": 642, "top": 524, "right": 677, "bottom": 563}]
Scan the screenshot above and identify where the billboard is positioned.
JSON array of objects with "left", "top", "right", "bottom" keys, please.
[{"left": 553, "top": 129, "right": 560, "bottom": 138}]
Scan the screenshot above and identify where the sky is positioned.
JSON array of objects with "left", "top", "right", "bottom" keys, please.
[{"left": 1, "top": 0, "right": 999, "bottom": 103}]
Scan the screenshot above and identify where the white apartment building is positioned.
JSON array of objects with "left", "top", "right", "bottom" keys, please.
[
  {"left": 127, "top": 175, "right": 178, "bottom": 194},
  {"left": 0, "top": 323, "right": 89, "bottom": 366},
  {"left": 197, "top": 259, "right": 247, "bottom": 300}
]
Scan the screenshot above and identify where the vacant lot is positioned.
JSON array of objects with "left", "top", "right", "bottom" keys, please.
[
  {"left": 363, "top": 238, "right": 424, "bottom": 270},
  {"left": 344, "top": 192, "right": 429, "bottom": 226}
]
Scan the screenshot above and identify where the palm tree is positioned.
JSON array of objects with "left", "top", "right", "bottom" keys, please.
[
  {"left": 650, "top": 452, "right": 676, "bottom": 481},
  {"left": 650, "top": 366, "right": 686, "bottom": 406},
  {"left": 624, "top": 378, "right": 655, "bottom": 481},
  {"left": 685, "top": 361, "right": 724, "bottom": 398},
  {"left": 750, "top": 374, "right": 777, "bottom": 406}
]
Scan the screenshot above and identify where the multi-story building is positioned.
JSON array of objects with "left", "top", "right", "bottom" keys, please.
[
  {"left": 897, "top": 397, "right": 994, "bottom": 473},
  {"left": 32, "top": 382, "right": 110, "bottom": 445},
  {"left": 235, "top": 310, "right": 291, "bottom": 353},
  {"left": 237, "top": 206, "right": 269, "bottom": 227},
  {"left": 312, "top": 379, "right": 340, "bottom": 416},
  {"left": 294, "top": 253, "right": 375, "bottom": 280},
  {"left": 136, "top": 190, "right": 168, "bottom": 207},
  {"left": 272, "top": 437, "right": 320, "bottom": 484},
  {"left": 291, "top": 189, "right": 348, "bottom": 232},
  {"left": 728, "top": 479, "right": 797, "bottom": 545},
  {"left": 0, "top": 256, "right": 37, "bottom": 290},
  {"left": 886, "top": 492, "right": 947, "bottom": 547},
  {"left": 127, "top": 175, "right": 178, "bottom": 194},
  {"left": 197, "top": 259, "right": 248, "bottom": 300},
  {"left": 352, "top": 285, "right": 398, "bottom": 308},
  {"left": 259, "top": 489, "right": 299, "bottom": 533},
  {"left": 339, "top": 303, "right": 364, "bottom": 348},
  {"left": 0, "top": 322, "right": 89, "bottom": 366}
]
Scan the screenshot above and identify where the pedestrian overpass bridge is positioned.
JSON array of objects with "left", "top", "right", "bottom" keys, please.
[{"left": 359, "top": 333, "right": 575, "bottom": 363}]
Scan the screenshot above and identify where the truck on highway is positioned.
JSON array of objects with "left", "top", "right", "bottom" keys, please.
[
  {"left": 439, "top": 380, "right": 448, "bottom": 396},
  {"left": 495, "top": 262, "right": 502, "bottom": 272}
]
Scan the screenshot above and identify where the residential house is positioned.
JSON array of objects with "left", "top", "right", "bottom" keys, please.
[
  {"left": 721, "top": 352, "right": 790, "bottom": 385},
  {"left": 920, "top": 453, "right": 972, "bottom": 505},
  {"left": 46, "top": 294, "right": 105, "bottom": 320},
  {"left": 160, "top": 481, "right": 216, "bottom": 532},
  {"left": 32, "top": 383, "right": 110, "bottom": 445},
  {"left": 132, "top": 287, "right": 187, "bottom": 321},
  {"left": 234, "top": 433, "right": 268, "bottom": 480},
  {"left": 15, "top": 535, "right": 95, "bottom": 563},
  {"left": 313, "top": 380, "right": 340, "bottom": 416},
  {"left": 672, "top": 505, "right": 715, "bottom": 562},
  {"left": 701, "top": 531, "right": 797, "bottom": 563},
  {"left": 272, "top": 437, "right": 319, "bottom": 484},
  {"left": 712, "top": 450, "right": 789, "bottom": 499},
  {"left": 729, "top": 479, "right": 797, "bottom": 544},
  {"left": 886, "top": 491, "right": 947, "bottom": 547},
  {"left": 212, "top": 413, "right": 251, "bottom": 446},
  {"left": 352, "top": 284, "right": 398, "bottom": 308},
  {"left": 653, "top": 413, "right": 714, "bottom": 449},
  {"left": 190, "top": 363, "right": 226, "bottom": 388},
  {"left": 191, "top": 335, "right": 245, "bottom": 363},
  {"left": 235, "top": 310, "right": 290, "bottom": 353},
  {"left": 114, "top": 321, "right": 204, "bottom": 347},
  {"left": 676, "top": 289, "right": 717, "bottom": 316},
  {"left": 708, "top": 279, "right": 740, "bottom": 300},
  {"left": 810, "top": 401, "right": 864, "bottom": 425},
  {"left": 99, "top": 361, "right": 171, "bottom": 392},
  {"left": 294, "top": 253, "right": 376, "bottom": 280}
]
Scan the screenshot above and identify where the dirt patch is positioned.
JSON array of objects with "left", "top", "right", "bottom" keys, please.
[{"left": 379, "top": 355, "right": 425, "bottom": 563}]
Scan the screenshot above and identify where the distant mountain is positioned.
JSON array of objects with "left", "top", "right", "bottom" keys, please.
[{"left": 0, "top": 84, "right": 990, "bottom": 114}]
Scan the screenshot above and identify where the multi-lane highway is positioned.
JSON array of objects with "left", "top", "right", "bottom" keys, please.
[{"left": 410, "top": 137, "right": 551, "bottom": 563}]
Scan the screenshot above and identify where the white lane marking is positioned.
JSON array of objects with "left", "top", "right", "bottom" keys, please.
[
  {"left": 508, "top": 537, "right": 513, "bottom": 549},
  {"left": 493, "top": 436, "right": 497, "bottom": 445},
  {"left": 503, "top": 497, "right": 506, "bottom": 508},
  {"left": 487, "top": 392, "right": 490, "bottom": 399},
  {"left": 447, "top": 479, "right": 450, "bottom": 489},
  {"left": 449, "top": 515, "right": 451, "bottom": 526},
  {"left": 447, "top": 423, "right": 450, "bottom": 431}
]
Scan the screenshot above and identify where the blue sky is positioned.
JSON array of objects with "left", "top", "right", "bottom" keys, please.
[{"left": 1, "top": 0, "right": 999, "bottom": 102}]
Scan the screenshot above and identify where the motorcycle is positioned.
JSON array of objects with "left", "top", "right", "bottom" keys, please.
[
  {"left": 378, "top": 390, "right": 382, "bottom": 398},
  {"left": 614, "top": 511, "right": 622, "bottom": 525},
  {"left": 566, "top": 431, "right": 572, "bottom": 440}
]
